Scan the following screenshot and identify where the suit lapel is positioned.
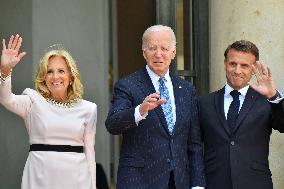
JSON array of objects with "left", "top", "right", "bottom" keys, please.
[
  {"left": 137, "top": 68, "right": 156, "bottom": 96},
  {"left": 170, "top": 74, "right": 183, "bottom": 136},
  {"left": 232, "top": 87, "right": 258, "bottom": 133},
  {"left": 137, "top": 68, "right": 169, "bottom": 135},
  {"left": 214, "top": 88, "right": 231, "bottom": 135}
]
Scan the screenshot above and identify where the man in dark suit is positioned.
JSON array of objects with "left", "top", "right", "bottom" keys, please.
[
  {"left": 105, "top": 25, "right": 205, "bottom": 189},
  {"left": 199, "top": 40, "right": 284, "bottom": 189}
]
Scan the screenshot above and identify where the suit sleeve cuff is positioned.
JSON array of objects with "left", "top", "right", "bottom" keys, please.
[{"left": 268, "top": 90, "right": 284, "bottom": 104}]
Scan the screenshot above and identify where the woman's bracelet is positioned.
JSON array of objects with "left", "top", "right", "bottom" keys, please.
[{"left": 0, "top": 69, "right": 13, "bottom": 81}]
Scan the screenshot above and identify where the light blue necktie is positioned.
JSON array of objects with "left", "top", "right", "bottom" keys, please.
[{"left": 158, "top": 77, "right": 174, "bottom": 135}]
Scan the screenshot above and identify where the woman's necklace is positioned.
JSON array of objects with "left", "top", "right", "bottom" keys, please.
[{"left": 46, "top": 97, "right": 80, "bottom": 108}]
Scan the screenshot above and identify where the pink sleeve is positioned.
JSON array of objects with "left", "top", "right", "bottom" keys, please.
[
  {"left": 84, "top": 103, "right": 97, "bottom": 189},
  {"left": 0, "top": 76, "right": 32, "bottom": 119}
]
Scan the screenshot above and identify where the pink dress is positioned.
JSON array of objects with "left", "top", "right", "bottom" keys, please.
[{"left": 0, "top": 76, "right": 97, "bottom": 189}]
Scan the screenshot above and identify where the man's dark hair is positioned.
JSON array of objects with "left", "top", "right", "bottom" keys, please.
[{"left": 224, "top": 40, "right": 259, "bottom": 61}]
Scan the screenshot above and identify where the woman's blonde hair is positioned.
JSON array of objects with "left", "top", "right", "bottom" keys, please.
[{"left": 34, "top": 49, "right": 84, "bottom": 101}]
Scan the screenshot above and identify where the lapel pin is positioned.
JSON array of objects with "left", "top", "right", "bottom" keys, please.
[{"left": 179, "top": 86, "right": 182, "bottom": 88}]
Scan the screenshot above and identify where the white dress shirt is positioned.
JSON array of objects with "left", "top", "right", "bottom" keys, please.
[
  {"left": 224, "top": 84, "right": 248, "bottom": 119},
  {"left": 224, "top": 84, "right": 284, "bottom": 119}
]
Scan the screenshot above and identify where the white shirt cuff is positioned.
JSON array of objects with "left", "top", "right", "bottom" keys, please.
[
  {"left": 191, "top": 187, "right": 205, "bottom": 189},
  {"left": 134, "top": 105, "right": 148, "bottom": 125}
]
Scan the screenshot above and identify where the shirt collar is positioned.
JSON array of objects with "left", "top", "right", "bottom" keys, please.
[
  {"left": 224, "top": 84, "right": 249, "bottom": 97},
  {"left": 146, "top": 65, "right": 170, "bottom": 84}
]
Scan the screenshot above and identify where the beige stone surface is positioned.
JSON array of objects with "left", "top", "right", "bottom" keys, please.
[{"left": 209, "top": 0, "right": 284, "bottom": 92}]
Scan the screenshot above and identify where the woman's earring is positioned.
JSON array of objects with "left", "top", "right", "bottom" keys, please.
[{"left": 69, "top": 81, "right": 72, "bottom": 86}]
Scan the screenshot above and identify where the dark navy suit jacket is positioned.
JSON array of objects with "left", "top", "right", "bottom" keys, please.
[
  {"left": 105, "top": 68, "right": 205, "bottom": 189},
  {"left": 199, "top": 87, "right": 284, "bottom": 189}
]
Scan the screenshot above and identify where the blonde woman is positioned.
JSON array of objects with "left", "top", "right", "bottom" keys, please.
[{"left": 0, "top": 34, "right": 97, "bottom": 189}]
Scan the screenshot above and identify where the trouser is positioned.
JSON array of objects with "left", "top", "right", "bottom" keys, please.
[{"left": 167, "top": 171, "right": 176, "bottom": 189}]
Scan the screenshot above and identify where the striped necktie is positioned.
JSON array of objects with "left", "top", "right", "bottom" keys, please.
[{"left": 158, "top": 77, "right": 174, "bottom": 134}]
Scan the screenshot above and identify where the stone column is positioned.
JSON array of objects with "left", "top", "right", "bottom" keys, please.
[{"left": 32, "top": 1, "right": 111, "bottom": 180}]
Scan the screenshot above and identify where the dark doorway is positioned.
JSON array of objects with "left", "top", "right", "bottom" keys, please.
[{"left": 117, "top": 0, "right": 155, "bottom": 79}]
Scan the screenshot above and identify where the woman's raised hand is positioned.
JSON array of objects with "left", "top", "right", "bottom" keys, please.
[{"left": 1, "top": 34, "right": 26, "bottom": 75}]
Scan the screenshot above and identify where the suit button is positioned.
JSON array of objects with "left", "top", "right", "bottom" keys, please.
[
  {"left": 167, "top": 158, "right": 171, "bottom": 163},
  {"left": 170, "top": 139, "right": 174, "bottom": 143},
  {"left": 230, "top": 141, "right": 235, "bottom": 145}
]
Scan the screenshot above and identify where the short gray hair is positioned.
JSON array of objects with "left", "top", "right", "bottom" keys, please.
[{"left": 142, "top": 25, "right": 176, "bottom": 50}]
